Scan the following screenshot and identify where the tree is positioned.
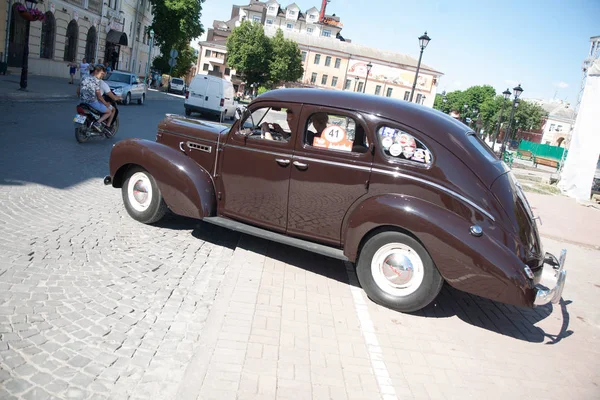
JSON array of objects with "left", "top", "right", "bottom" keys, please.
[
  {"left": 226, "top": 21, "right": 272, "bottom": 87},
  {"left": 149, "top": 0, "right": 205, "bottom": 76},
  {"left": 152, "top": 44, "right": 196, "bottom": 77},
  {"left": 269, "top": 29, "right": 303, "bottom": 84}
]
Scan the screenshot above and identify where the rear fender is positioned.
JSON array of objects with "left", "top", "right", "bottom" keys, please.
[
  {"left": 343, "top": 194, "right": 535, "bottom": 307},
  {"left": 109, "top": 139, "right": 216, "bottom": 219}
]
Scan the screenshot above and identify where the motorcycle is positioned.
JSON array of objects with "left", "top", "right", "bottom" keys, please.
[{"left": 73, "top": 93, "right": 120, "bottom": 143}]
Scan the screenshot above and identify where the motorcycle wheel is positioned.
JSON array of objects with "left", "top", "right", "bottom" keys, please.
[
  {"left": 75, "top": 125, "right": 89, "bottom": 143},
  {"left": 105, "top": 117, "right": 119, "bottom": 138}
]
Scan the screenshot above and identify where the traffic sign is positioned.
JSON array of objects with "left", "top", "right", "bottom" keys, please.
[
  {"left": 170, "top": 48, "right": 178, "bottom": 59},
  {"left": 168, "top": 58, "right": 177, "bottom": 67}
]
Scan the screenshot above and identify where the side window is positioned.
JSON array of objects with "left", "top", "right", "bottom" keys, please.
[
  {"left": 377, "top": 126, "right": 433, "bottom": 166},
  {"left": 240, "top": 106, "right": 294, "bottom": 143},
  {"left": 304, "top": 112, "right": 369, "bottom": 153}
]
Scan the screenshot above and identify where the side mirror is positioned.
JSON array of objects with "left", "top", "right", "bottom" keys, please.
[{"left": 234, "top": 105, "right": 248, "bottom": 121}]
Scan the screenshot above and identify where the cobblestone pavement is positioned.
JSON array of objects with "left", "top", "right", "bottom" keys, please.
[{"left": 0, "top": 95, "right": 240, "bottom": 399}]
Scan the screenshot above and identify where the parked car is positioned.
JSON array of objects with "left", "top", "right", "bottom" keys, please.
[
  {"left": 184, "top": 74, "right": 236, "bottom": 120},
  {"left": 104, "top": 71, "right": 146, "bottom": 105},
  {"left": 168, "top": 77, "right": 186, "bottom": 95},
  {"left": 104, "top": 89, "right": 566, "bottom": 313}
]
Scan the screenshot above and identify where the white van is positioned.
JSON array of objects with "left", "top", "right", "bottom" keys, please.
[{"left": 184, "top": 75, "right": 236, "bottom": 120}]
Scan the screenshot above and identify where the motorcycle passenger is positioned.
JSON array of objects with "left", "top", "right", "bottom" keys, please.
[
  {"left": 98, "top": 71, "right": 122, "bottom": 128},
  {"left": 79, "top": 65, "right": 111, "bottom": 132}
]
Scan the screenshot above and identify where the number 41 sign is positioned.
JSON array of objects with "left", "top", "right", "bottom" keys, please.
[{"left": 313, "top": 126, "right": 353, "bottom": 152}]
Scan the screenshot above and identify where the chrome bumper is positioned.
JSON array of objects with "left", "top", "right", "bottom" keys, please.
[{"left": 534, "top": 249, "right": 567, "bottom": 306}]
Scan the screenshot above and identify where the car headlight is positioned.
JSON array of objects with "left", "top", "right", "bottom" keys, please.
[{"left": 113, "top": 88, "right": 122, "bottom": 94}]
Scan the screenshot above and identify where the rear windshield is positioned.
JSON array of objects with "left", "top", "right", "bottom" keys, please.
[
  {"left": 467, "top": 133, "right": 498, "bottom": 163},
  {"left": 172, "top": 79, "right": 183, "bottom": 84}
]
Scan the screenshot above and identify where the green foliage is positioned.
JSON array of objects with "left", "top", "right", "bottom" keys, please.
[
  {"left": 269, "top": 29, "right": 304, "bottom": 84},
  {"left": 434, "top": 85, "right": 547, "bottom": 141},
  {"left": 149, "top": 0, "right": 204, "bottom": 76},
  {"left": 152, "top": 44, "right": 196, "bottom": 77},
  {"left": 226, "top": 24, "right": 303, "bottom": 88},
  {"left": 226, "top": 21, "right": 272, "bottom": 87},
  {"left": 257, "top": 86, "right": 269, "bottom": 95}
]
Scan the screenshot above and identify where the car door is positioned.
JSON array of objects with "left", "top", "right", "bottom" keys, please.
[
  {"left": 287, "top": 105, "right": 374, "bottom": 246},
  {"left": 219, "top": 102, "right": 301, "bottom": 233},
  {"left": 205, "top": 79, "right": 222, "bottom": 113},
  {"left": 129, "top": 75, "right": 139, "bottom": 99}
]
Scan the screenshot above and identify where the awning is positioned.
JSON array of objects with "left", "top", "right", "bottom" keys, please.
[{"left": 106, "top": 30, "right": 128, "bottom": 46}]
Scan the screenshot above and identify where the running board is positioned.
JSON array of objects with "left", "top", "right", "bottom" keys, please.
[{"left": 202, "top": 216, "right": 348, "bottom": 261}]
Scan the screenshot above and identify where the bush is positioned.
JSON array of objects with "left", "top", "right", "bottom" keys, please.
[{"left": 257, "top": 86, "right": 269, "bottom": 95}]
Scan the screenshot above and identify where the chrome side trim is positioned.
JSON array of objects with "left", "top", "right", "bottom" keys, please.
[
  {"left": 293, "top": 155, "right": 372, "bottom": 172},
  {"left": 372, "top": 168, "right": 496, "bottom": 221},
  {"left": 226, "top": 143, "right": 293, "bottom": 159}
]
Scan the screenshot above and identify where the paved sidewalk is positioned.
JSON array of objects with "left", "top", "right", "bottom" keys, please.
[{"left": 0, "top": 74, "right": 78, "bottom": 102}]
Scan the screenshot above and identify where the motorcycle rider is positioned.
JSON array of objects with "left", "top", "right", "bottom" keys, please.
[{"left": 77, "top": 65, "right": 111, "bottom": 132}]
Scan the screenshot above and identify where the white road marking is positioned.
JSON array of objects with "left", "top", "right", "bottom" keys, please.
[{"left": 345, "top": 262, "right": 398, "bottom": 400}]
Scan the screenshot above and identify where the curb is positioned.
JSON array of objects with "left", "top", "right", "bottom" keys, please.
[{"left": 0, "top": 94, "right": 76, "bottom": 103}]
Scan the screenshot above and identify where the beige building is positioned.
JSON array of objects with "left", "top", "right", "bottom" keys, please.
[
  {"left": 1, "top": 0, "right": 155, "bottom": 79},
  {"left": 527, "top": 99, "right": 577, "bottom": 146}
]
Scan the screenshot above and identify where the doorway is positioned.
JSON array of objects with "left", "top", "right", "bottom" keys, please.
[{"left": 8, "top": 3, "right": 27, "bottom": 68}]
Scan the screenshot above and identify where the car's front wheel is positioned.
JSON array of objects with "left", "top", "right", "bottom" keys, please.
[
  {"left": 356, "top": 231, "right": 443, "bottom": 313},
  {"left": 123, "top": 92, "right": 131, "bottom": 105},
  {"left": 122, "top": 167, "right": 167, "bottom": 224},
  {"left": 138, "top": 93, "right": 145, "bottom": 105}
]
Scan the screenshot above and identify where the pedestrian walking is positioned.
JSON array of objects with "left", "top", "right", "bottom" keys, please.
[
  {"left": 79, "top": 58, "right": 90, "bottom": 81},
  {"left": 68, "top": 62, "right": 78, "bottom": 84}
]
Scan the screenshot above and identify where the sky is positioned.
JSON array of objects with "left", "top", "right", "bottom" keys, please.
[{"left": 195, "top": 0, "right": 600, "bottom": 104}]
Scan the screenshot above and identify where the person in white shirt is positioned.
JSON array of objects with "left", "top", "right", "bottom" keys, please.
[
  {"left": 98, "top": 75, "right": 122, "bottom": 128},
  {"left": 79, "top": 58, "right": 90, "bottom": 81}
]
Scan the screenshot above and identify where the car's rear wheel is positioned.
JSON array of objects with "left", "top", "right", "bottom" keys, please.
[
  {"left": 356, "top": 231, "right": 443, "bottom": 312},
  {"left": 137, "top": 93, "right": 145, "bottom": 105},
  {"left": 122, "top": 167, "right": 167, "bottom": 224}
]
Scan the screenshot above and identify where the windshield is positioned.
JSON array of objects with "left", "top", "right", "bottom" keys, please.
[
  {"left": 106, "top": 73, "right": 130, "bottom": 84},
  {"left": 172, "top": 79, "right": 183, "bottom": 84}
]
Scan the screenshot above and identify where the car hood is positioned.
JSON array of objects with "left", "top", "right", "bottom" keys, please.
[
  {"left": 106, "top": 82, "right": 129, "bottom": 89},
  {"left": 157, "top": 114, "right": 229, "bottom": 142}
]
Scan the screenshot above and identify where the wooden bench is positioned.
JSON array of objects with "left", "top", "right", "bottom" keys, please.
[
  {"left": 516, "top": 149, "right": 534, "bottom": 161},
  {"left": 534, "top": 156, "right": 560, "bottom": 171}
]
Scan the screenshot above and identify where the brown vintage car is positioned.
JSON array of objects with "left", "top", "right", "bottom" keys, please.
[{"left": 105, "top": 89, "right": 567, "bottom": 312}]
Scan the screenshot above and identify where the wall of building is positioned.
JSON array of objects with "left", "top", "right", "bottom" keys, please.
[{"left": 1, "top": 0, "right": 7, "bottom": 62}]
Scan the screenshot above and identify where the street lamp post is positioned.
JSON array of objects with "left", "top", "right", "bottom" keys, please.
[
  {"left": 493, "top": 88, "right": 512, "bottom": 149},
  {"left": 472, "top": 107, "right": 479, "bottom": 132},
  {"left": 144, "top": 29, "right": 155, "bottom": 87},
  {"left": 501, "top": 84, "right": 523, "bottom": 158},
  {"left": 463, "top": 104, "right": 468, "bottom": 123},
  {"left": 19, "top": 0, "right": 39, "bottom": 90},
  {"left": 363, "top": 62, "right": 372, "bottom": 93},
  {"left": 354, "top": 76, "right": 359, "bottom": 92},
  {"left": 409, "top": 31, "right": 431, "bottom": 102},
  {"left": 441, "top": 90, "right": 447, "bottom": 112}
]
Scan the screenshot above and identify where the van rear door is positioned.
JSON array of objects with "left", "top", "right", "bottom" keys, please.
[
  {"left": 205, "top": 78, "right": 223, "bottom": 114},
  {"left": 187, "top": 76, "right": 208, "bottom": 109}
]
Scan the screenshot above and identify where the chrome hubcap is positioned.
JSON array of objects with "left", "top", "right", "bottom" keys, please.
[
  {"left": 127, "top": 172, "right": 153, "bottom": 212},
  {"left": 371, "top": 243, "right": 425, "bottom": 297}
]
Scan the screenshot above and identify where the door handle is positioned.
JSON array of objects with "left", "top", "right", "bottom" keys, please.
[
  {"left": 205, "top": 96, "right": 209, "bottom": 101},
  {"left": 275, "top": 158, "right": 290, "bottom": 166},
  {"left": 293, "top": 161, "right": 308, "bottom": 170}
]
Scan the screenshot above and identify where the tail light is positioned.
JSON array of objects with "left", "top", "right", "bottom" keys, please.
[
  {"left": 185, "top": 90, "right": 189, "bottom": 99},
  {"left": 76, "top": 106, "right": 86, "bottom": 114},
  {"left": 220, "top": 98, "right": 224, "bottom": 107}
]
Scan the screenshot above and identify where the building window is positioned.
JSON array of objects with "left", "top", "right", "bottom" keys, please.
[
  {"left": 225, "top": 68, "right": 231, "bottom": 76},
  {"left": 203, "top": 63, "right": 209, "bottom": 71},
  {"left": 357, "top": 82, "right": 364, "bottom": 92},
  {"left": 253, "top": 15, "right": 261, "bottom": 23},
  {"left": 404, "top": 91, "right": 410, "bottom": 101},
  {"left": 85, "top": 26, "right": 97, "bottom": 62},
  {"left": 136, "top": 22, "right": 141, "bottom": 42},
  {"left": 307, "top": 27, "right": 313, "bottom": 33},
  {"left": 324, "top": 56, "right": 331, "bottom": 67},
  {"left": 331, "top": 77, "right": 338, "bottom": 87},
  {"left": 268, "top": 6, "right": 275, "bottom": 11},
  {"left": 321, "top": 74, "right": 328, "bottom": 85},
  {"left": 344, "top": 79, "right": 351, "bottom": 90},
  {"left": 557, "top": 125, "right": 562, "bottom": 131},
  {"left": 39, "top": 12, "right": 55, "bottom": 59},
  {"left": 387, "top": 88, "right": 393, "bottom": 97},
  {"left": 63, "top": 20, "right": 78, "bottom": 61},
  {"left": 416, "top": 94, "right": 422, "bottom": 104},
  {"left": 375, "top": 85, "right": 381, "bottom": 95},
  {"left": 310, "top": 72, "right": 317, "bottom": 84},
  {"left": 314, "top": 54, "right": 320, "bottom": 64},
  {"left": 549, "top": 124, "right": 555, "bottom": 131},
  {"left": 286, "top": 23, "right": 293, "bottom": 30},
  {"left": 288, "top": 10, "right": 296, "bottom": 16},
  {"left": 205, "top": 49, "right": 211, "bottom": 57},
  {"left": 322, "top": 30, "right": 331, "bottom": 37},
  {"left": 334, "top": 58, "right": 341, "bottom": 68},
  {"left": 266, "top": 19, "right": 273, "bottom": 25},
  {"left": 213, "top": 65, "right": 221, "bottom": 73},
  {"left": 301, "top": 51, "right": 307, "bottom": 61}
]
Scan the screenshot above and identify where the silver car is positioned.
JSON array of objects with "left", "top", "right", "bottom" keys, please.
[{"left": 105, "top": 71, "right": 147, "bottom": 106}]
